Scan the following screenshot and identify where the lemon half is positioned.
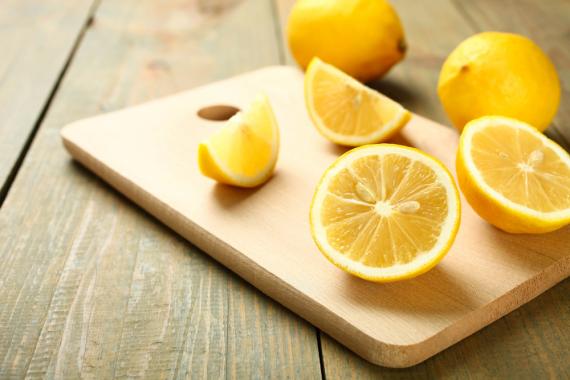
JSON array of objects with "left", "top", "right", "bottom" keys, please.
[
  {"left": 457, "top": 116, "right": 570, "bottom": 233},
  {"left": 310, "top": 144, "right": 461, "bottom": 282}
]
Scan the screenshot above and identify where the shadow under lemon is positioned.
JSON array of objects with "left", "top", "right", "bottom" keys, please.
[
  {"left": 367, "top": 77, "right": 417, "bottom": 107},
  {"left": 337, "top": 262, "right": 480, "bottom": 316},
  {"left": 210, "top": 174, "right": 275, "bottom": 208},
  {"left": 322, "top": 129, "right": 414, "bottom": 158}
]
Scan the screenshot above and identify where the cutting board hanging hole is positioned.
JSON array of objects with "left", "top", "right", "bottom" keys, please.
[{"left": 197, "top": 104, "right": 240, "bottom": 121}]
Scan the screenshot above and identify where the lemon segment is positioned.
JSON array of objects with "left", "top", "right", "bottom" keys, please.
[
  {"left": 310, "top": 144, "right": 461, "bottom": 282},
  {"left": 305, "top": 58, "right": 411, "bottom": 146},
  {"left": 457, "top": 116, "right": 570, "bottom": 233},
  {"left": 198, "top": 94, "right": 279, "bottom": 188}
]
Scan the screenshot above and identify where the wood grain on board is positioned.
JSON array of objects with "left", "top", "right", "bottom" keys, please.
[
  {"left": 0, "top": 0, "right": 97, "bottom": 199},
  {"left": 274, "top": 0, "right": 570, "bottom": 377},
  {"left": 60, "top": 65, "right": 570, "bottom": 368},
  {"left": 0, "top": 0, "right": 321, "bottom": 378}
]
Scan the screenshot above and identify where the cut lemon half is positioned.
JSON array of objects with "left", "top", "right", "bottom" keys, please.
[
  {"left": 457, "top": 116, "right": 570, "bottom": 233},
  {"left": 305, "top": 57, "right": 411, "bottom": 146},
  {"left": 198, "top": 94, "right": 279, "bottom": 188},
  {"left": 310, "top": 144, "right": 460, "bottom": 282}
]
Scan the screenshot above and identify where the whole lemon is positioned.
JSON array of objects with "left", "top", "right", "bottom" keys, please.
[
  {"left": 438, "top": 32, "right": 560, "bottom": 131},
  {"left": 287, "top": 0, "right": 406, "bottom": 82}
]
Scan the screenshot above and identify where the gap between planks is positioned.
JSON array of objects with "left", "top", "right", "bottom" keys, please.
[{"left": 0, "top": 0, "right": 102, "bottom": 208}]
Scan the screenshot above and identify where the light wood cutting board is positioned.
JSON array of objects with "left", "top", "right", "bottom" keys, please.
[{"left": 61, "top": 66, "right": 570, "bottom": 368}]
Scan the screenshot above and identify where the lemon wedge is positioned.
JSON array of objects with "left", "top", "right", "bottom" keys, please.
[
  {"left": 457, "top": 116, "right": 570, "bottom": 233},
  {"left": 198, "top": 94, "right": 279, "bottom": 187},
  {"left": 310, "top": 144, "right": 460, "bottom": 282},
  {"left": 305, "top": 57, "right": 411, "bottom": 146}
]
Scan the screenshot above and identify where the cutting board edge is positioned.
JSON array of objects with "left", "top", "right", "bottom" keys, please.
[{"left": 61, "top": 130, "right": 570, "bottom": 368}]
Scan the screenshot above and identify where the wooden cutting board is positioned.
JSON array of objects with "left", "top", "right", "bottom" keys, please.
[{"left": 60, "top": 66, "right": 570, "bottom": 368}]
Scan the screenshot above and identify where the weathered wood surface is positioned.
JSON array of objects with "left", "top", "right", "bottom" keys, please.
[
  {"left": 1, "top": 0, "right": 569, "bottom": 377},
  {"left": 0, "top": 0, "right": 97, "bottom": 200},
  {"left": 0, "top": 0, "right": 321, "bottom": 378}
]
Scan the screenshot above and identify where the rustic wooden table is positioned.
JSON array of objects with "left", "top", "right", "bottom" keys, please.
[{"left": 1, "top": 0, "right": 569, "bottom": 378}]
